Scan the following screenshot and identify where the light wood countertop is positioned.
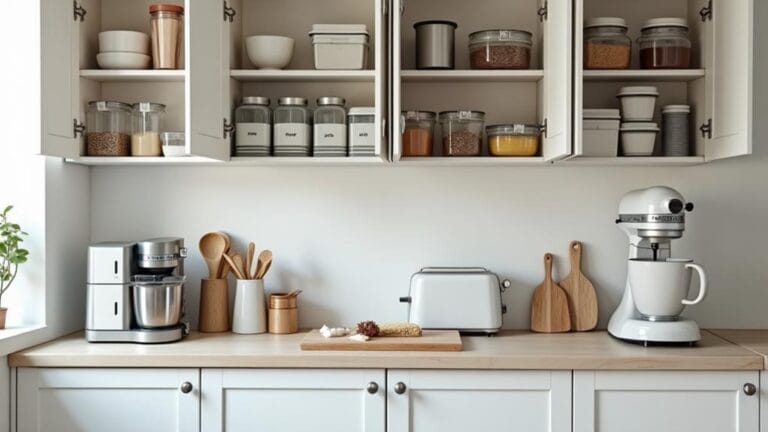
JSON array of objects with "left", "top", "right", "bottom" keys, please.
[
  {"left": 710, "top": 330, "right": 768, "bottom": 369},
  {"left": 8, "top": 330, "right": 762, "bottom": 370}
]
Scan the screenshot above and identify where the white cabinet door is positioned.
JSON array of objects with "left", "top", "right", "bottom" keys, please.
[
  {"left": 40, "top": 0, "right": 79, "bottom": 158},
  {"left": 201, "top": 369, "right": 386, "bottom": 432},
  {"left": 540, "top": 0, "right": 572, "bottom": 162},
  {"left": 387, "top": 370, "right": 571, "bottom": 432},
  {"left": 17, "top": 368, "right": 200, "bottom": 432},
  {"left": 574, "top": 371, "right": 759, "bottom": 432},
  {"left": 188, "top": 0, "right": 230, "bottom": 160}
]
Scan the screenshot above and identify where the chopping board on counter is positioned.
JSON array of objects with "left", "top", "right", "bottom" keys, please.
[{"left": 300, "top": 329, "right": 463, "bottom": 352}]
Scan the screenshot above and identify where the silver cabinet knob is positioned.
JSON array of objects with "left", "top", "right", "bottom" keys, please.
[
  {"left": 743, "top": 383, "right": 757, "bottom": 396},
  {"left": 394, "top": 382, "right": 407, "bottom": 395},
  {"left": 180, "top": 382, "right": 193, "bottom": 394},
  {"left": 367, "top": 382, "right": 379, "bottom": 394}
]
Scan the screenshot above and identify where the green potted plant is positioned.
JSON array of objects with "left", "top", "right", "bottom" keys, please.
[{"left": 0, "top": 205, "right": 29, "bottom": 329}]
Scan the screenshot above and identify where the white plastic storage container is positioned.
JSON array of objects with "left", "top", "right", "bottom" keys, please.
[
  {"left": 620, "top": 122, "right": 659, "bottom": 156},
  {"left": 582, "top": 109, "right": 620, "bottom": 157},
  {"left": 348, "top": 107, "right": 376, "bottom": 156},
  {"left": 309, "top": 24, "right": 369, "bottom": 70}
]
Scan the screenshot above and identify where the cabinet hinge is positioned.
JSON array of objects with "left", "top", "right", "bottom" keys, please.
[
  {"left": 73, "top": 0, "right": 87, "bottom": 22},
  {"left": 537, "top": 1, "right": 548, "bottom": 22},
  {"left": 223, "top": 119, "right": 235, "bottom": 138},
  {"left": 399, "top": 0, "right": 405, "bottom": 16},
  {"left": 540, "top": 119, "right": 548, "bottom": 138},
  {"left": 699, "top": 118, "right": 712, "bottom": 139},
  {"left": 699, "top": 0, "right": 712, "bottom": 22},
  {"left": 73, "top": 119, "right": 86, "bottom": 138},
  {"left": 223, "top": 1, "right": 237, "bottom": 22}
]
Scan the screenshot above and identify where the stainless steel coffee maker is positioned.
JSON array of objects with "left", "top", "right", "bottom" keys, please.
[{"left": 86, "top": 237, "right": 188, "bottom": 343}]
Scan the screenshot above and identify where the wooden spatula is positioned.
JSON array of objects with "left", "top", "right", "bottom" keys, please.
[
  {"left": 531, "top": 253, "right": 571, "bottom": 333},
  {"left": 560, "top": 241, "right": 598, "bottom": 331}
]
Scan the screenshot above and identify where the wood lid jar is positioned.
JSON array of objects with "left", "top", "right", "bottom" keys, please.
[{"left": 268, "top": 293, "right": 299, "bottom": 334}]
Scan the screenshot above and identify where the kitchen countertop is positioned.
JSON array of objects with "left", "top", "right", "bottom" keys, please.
[
  {"left": 8, "top": 330, "right": 763, "bottom": 370},
  {"left": 710, "top": 330, "right": 768, "bottom": 369}
]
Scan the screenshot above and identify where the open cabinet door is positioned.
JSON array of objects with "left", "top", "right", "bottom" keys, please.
[
  {"left": 390, "top": 0, "right": 402, "bottom": 162},
  {"left": 40, "top": 0, "right": 79, "bottom": 158},
  {"left": 375, "top": 0, "right": 389, "bottom": 161},
  {"left": 189, "top": 0, "right": 230, "bottom": 160},
  {"left": 540, "top": 0, "right": 572, "bottom": 161},
  {"left": 705, "top": 0, "right": 753, "bottom": 161}
]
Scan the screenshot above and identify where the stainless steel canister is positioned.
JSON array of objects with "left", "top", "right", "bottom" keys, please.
[
  {"left": 132, "top": 275, "right": 185, "bottom": 328},
  {"left": 414, "top": 20, "right": 458, "bottom": 69}
]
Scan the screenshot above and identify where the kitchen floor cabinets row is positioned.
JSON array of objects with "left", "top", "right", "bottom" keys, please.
[
  {"left": 40, "top": 0, "right": 753, "bottom": 166},
  {"left": 15, "top": 368, "right": 760, "bottom": 432}
]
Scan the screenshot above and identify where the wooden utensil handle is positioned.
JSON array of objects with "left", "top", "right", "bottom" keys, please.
[
  {"left": 569, "top": 241, "right": 582, "bottom": 270},
  {"left": 223, "top": 253, "right": 245, "bottom": 280},
  {"left": 544, "top": 253, "right": 554, "bottom": 282}
]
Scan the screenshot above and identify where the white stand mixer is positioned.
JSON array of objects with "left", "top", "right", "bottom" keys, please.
[{"left": 608, "top": 186, "right": 700, "bottom": 346}]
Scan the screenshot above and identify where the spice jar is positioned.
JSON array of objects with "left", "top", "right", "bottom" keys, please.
[
  {"left": 486, "top": 124, "right": 540, "bottom": 156},
  {"left": 85, "top": 101, "right": 132, "bottom": 156},
  {"left": 584, "top": 17, "right": 631, "bottom": 69},
  {"left": 402, "top": 111, "right": 436, "bottom": 157},
  {"left": 273, "top": 97, "right": 311, "bottom": 156},
  {"left": 235, "top": 96, "right": 272, "bottom": 157},
  {"left": 149, "top": 4, "right": 184, "bottom": 69},
  {"left": 469, "top": 29, "right": 532, "bottom": 69},
  {"left": 313, "top": 97, "right": 347, "bottom": 157},
  {"left": 638, "top": 18, "right": 692, "bottom": 69},
  {"left": 348, "top": 107, "right": 376, "bottom": 156},
  {"left": 439, "top": 111, "right": 485, "bottom": 157},
  {"left": 268, "top": 293, "right": 299, "bottom": 334},
  {"left": 131, "top": 102, "right": 166, "bottom": 156}
]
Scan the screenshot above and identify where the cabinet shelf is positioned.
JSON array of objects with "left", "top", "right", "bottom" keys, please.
[
  {"left": 397, "top": 157, "right": 548, "bottom": 166},
  {"left": 229, "top": 156, "right": 388, "bottom": 166},
  {"left": 230, "top": 70, "right": 375, "bottom": 83},
  {"left": 582, "top": 69, "right": 706, "bottom": 82},
  {"left": 80, "top": 70, "right": 186, "bottom": 82},
  {"left": 561, "top": 156, "right": 705, "bottom": 166},
  {"left": 65, "top": 157, "right": 220, "bottom": 166},
  {"left": 401, "top": 70, "right": 544, "bottom": 83}
]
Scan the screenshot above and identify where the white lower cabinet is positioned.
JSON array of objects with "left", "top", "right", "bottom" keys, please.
[
  {"left": 16, "top": 368, "right": 200, "bottom": 432},
  {"left": 386, "top": 370, "right": 572, "bottom": 432},
  {"left": 573, "top": 371, "right": 760, "bottom": 432}
]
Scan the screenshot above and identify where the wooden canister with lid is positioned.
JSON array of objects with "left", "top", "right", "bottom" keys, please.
[{"left": 268, "top": 292, "right": 299, "bottom": 334}]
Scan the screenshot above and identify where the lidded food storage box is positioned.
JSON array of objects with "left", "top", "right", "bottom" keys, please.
[
  {"left": 348, "top": 107, "right": 376, "bottom": 156},
  {"left": 439, "top": 111, "right": 485, "bottom": 157},
  {"left": 85, "top": 101, "right": 132, "bottom": 156},
  {"left": 309, "top": 24, "right": 369, "bottom": 70},
  {"left": 402, "top": 111, "right": 436, "bottom": 157},
  {"left": 638, "top": 18, "right": 692, "bottom": 69},
  {"left": 235, "top": 96, "right": 272, "bottom": 157},
  {"left": 131, "top": 102, "right": 166, "bottom": 156},
  {"left": 583, "top": 17, "right": 631, "bottom": 69},
  {"left": 161, "top": 131, "right": 185, "bottom": 157},
  {"left": 469, "top": 29, "right": 532, "bottom": 70},
  {"left": 486, "top": 124, "right": 540, "bottom": 156},
  {"left": 313, "top": 96, "right": 347, "bottom": 157},
  {"left": 582, "top": 109, "right": 620, "bottom": 157}
]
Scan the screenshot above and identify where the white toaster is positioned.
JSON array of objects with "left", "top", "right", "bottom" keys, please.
[{"left": 400, "top": 267, "right": 508, "bottom": 333}]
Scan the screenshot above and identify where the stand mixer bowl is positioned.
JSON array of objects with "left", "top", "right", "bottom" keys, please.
[{"left": 132, "top": 275, "right": 184, "bottom": 328}]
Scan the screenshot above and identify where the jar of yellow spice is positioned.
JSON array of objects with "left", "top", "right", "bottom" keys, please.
[{"left": 486, "top": 124, "right": 540, "bottom": 157}]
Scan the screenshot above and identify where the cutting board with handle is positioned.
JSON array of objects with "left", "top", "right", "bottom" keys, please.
[
  {"left": 559, "top": 241, "right": 598, "bottom": 331},
  {"left": 300, "top": 329, "right": 462, "bottom": 352},
  {"left": 530, "top": 253, "right": 571, "bottom": 333}
]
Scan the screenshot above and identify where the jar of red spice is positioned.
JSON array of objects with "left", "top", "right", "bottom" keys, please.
[
  {"left": 401, "top": 111, "right": 436, "bottom": 157},
  {"left": 638, "top": 18, "right": 692, "bottom": 69}
]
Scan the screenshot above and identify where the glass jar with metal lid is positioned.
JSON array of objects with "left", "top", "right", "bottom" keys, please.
[
  {"left": 583, "top": 17, "right": 631, "bottom": 69},
  {"left": 131, "top": 102, "right": 166, "bottom": 156},
  {"left": 439, "top": 111, "right": 485, "bottom": 156},
  {"left": 313, "top": 96, "right": 347, "bottom": 157},
  {"left": 235, "top": 96, "right": 272, "bottom": 156},
  {"left": 638, "top": 18, "right": 692, "bottom": 69},
  {"left": 85, "top": 101, "right": 132, "bottom": 156},
  {"left": 469, "top": 29, "right": 532, "bottom": 69},
  {"left": 273, "top": 97, "right": 311, "bottom": 156},
  {"left": 486, "top": 124, "right": 540, "bottom": 157},
  {"left": 401, "top": 111, "right": 436, "bottom": 157}
]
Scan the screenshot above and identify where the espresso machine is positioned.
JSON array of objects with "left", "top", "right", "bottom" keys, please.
[
  {"left": 607, "top": 186, "right": 700, "bottom": 345},
  {"left": 86, "top": 237, "right": 188, "bottom": 344}
]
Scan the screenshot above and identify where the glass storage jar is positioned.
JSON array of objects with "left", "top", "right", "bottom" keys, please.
[
  {"left": 273, "top": 97, "right": 311, "bottom": 156},
  {"left": 583, "top": 17, "right": 631, "bottom": 69},
  {"left": 313, "top": 97, "right": 347, "bottom": 157},
  {"left": 401, "top": 111, "right": 436, "bottom": 157},
  {"left": 486, "top": 124, "right": 540, "bottom": 156},
  {"left": 149, "top": 4, "right": 184, "bottom": 69},
  {"left": 439, "top": 111, "right": 485, "bottom": 156},
  {"left": 235, "top": 96, "right": 272, "bottom": 156},
  {"left": 348, "top": 107, "right": 376, "bottom": 156},
  {"left": 85, "top": 101, "right": 132, "bottom": 156},
  {"left": 131, "top": 102, "right": 166, "bottom": 156},
  {"left": 638, "top": 18, "right": 692, "bottom": 69},
  {"left": 469, "top": 29, "right": 532, "bottom": 69}
]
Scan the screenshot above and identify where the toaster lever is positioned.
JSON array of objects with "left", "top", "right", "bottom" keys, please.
[{"left": 399, "top": 296, "right": 412, "bottom": 303}]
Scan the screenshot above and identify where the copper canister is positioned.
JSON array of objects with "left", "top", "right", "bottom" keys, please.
[
  {"left": 149, "top": 4, "right": 184, "bottom": 69},
  {"left": 268, "top": 293, "right": 298, "bottom": 334}
]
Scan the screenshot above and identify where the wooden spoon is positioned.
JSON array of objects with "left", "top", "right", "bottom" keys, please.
[
  {"left": 216, "top": 231, "right": 232, "bottom": 277},
  {"left": 246, "top": 242, "right": 256, "bottom": 279},
  {"left": 530, "top": 253, "right": 571, "bottom": 333},
  {"left": 255, "top": 250, "right": 273, "bottom": 279},
  {"left": 560, "top": 241, "right": 598, "bottom": 331},
  {"left": 232, "top": 254, "right": 248, "bottom": 280},
  {"left": 199, "top": 232, "right": 228, "bottom": 279},
  {"left": 222, "top": 253, "right": 246, "bottom": 280}
]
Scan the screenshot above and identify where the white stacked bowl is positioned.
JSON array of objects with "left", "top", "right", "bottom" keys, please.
[{"left": 97, "top": 31, "right": 151, "bottom": 69}]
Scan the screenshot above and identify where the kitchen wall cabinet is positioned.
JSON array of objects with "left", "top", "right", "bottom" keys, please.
[
  {"left": 573, "top": 370, "right": 760, "bottom": 432},
  {"left": 16, "top": 368, "right": 200, "bottom": 432},
  {"left": 386, "top": 370, "right": 572, "bottom": 432}
]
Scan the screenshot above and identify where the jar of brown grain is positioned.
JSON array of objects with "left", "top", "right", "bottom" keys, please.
[
  {"left": 439, "top": 111, "right": 485, "bottom": 157},
  {"left": 469, "top": 29, "right": 532, "bottom": 69},
  {"left": 85, "top": 101, "right": 132, "bottom": 156},
  {"left": 584, "top": 17, "right": 631, "bottom": 70},
  {"left": 402, "top": 111, "right": 436, "bottom": 157}
]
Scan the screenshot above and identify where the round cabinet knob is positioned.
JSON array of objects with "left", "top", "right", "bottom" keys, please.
[
  {"left": 180, "top": 382, "right": 194, "bottom": 394},
  {"left": 367, "top": 382, "right": 379, "bottom": 394},
  {"left": 743, "top": 383, "right": 757, "bottom": 396},
  {"left": 394, "top": 382, "right": 407, "bottom": 395}
]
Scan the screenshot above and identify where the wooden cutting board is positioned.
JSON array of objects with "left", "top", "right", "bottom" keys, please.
[
  {"left": 530, "top": 253, "right": 572, "bottom": 333},
  {"left": 300, "top": 329, "right": 463, "bottom": 352},
  {"left": 559, "top": 241, "right": 598, "bottom": 331}
]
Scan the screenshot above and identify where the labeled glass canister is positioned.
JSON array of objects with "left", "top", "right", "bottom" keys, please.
[
  {"left": 439, "top": 111, "right": 485, "bottom": 156},
  {"left": 469, "top": 29, "right": 532, "bottom": 69},
  {"left": 638, "top": 18, "right": 692, "bottom": 69},
  {"left": 131, "top": 102, "right": 166, "bottom": 156},
  {"left": 273, "top": 97, "right": 311, "bottom": 156},
  {"left": 348, "top": 107, "right": 376, "bottom": 156},
  {"left": 486, "top": 124, "right": 540, "bottom": 157},
  {"left": 149, "top": 4, "right": 184, "bottom": 69},
  {"left": 583, "top": 17, "right": 631, "bottom": 69},
  {"left": 235, "top": 96, "right": 272, "bottom": 156},
  {"left": 401, "top": 111, "right": 436, "bottom": 157},
  {"left": 85, "top": 101, "right": 132, "bottom": 156},
  {"left": 313, "top": 97, "right": 347, "bottom": 157}
]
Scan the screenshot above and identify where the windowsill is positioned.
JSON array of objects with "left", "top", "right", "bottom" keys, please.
[{"left": 0, "top": 325, "right": 47, "bottom": 357}]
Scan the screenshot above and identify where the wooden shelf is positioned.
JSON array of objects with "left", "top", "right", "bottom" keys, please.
[
  {"left": 583, "top": 69, "right": 706, "bottom": 82},
  {"left": 397, "top": 156, "right": 548, "bottom": 166},
  {"left": 560, "top": 156, "right": 705, "bottom": 166},
  {"left": 80, "top": 70, "right": 186, "bottom": 82},
  {"left": 230, "top": 70, "right": 375, "bottom": 82},
  {"left": 401, "top": 70, "right": 544, "bottom": 83}
]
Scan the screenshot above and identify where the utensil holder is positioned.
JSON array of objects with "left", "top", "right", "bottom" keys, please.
[
  {"left": 233, "top": 279, "right": 267, "bottom": 334},
  {"left": 199, "top": 278, "right": 230, "bottom": 332},
  {"left": 268, "top": 293, "right": 299, "bottom": 334}
]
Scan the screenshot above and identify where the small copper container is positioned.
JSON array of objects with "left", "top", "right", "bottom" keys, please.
[{"left": 268, "top": 292, "right": 299, "bottom": 334}]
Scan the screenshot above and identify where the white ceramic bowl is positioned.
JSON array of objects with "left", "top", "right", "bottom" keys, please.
[
  {"left": 99, "top": 31, "right": 150, "bottom": 55},
  {"left": 620, "top": 122, "right": 659, "bottom": 156},
  {"left": 246, "top": 35, "right": 295, "bottom": 70},
  {"left": 97, "top": 52, "right": 151, "bottom": 69},
  {"left": 617, "top": 86, "right": 659, "bottom": 121}
]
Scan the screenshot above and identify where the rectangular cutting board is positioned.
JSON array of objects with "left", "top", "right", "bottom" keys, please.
[{"left": 300, "top": 329, "right": 463, "bottom": 352}]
